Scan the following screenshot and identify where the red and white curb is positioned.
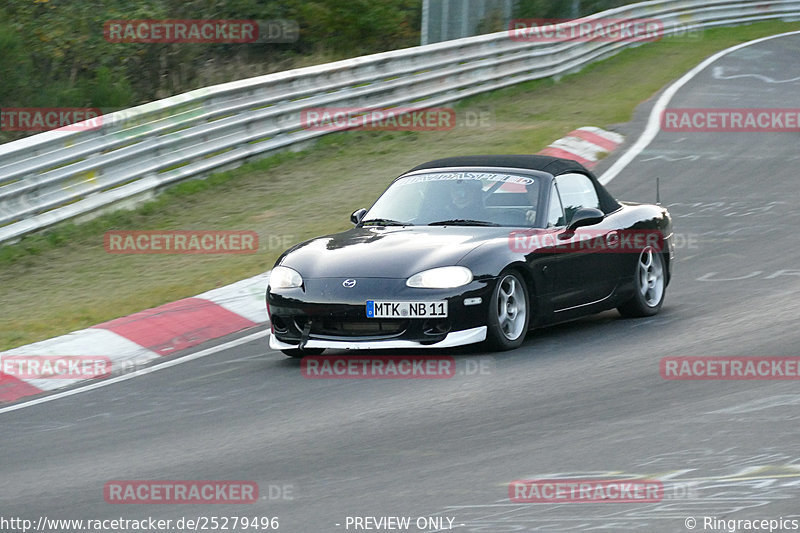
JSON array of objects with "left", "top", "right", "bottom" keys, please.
[
  {"left": 538, "top": 126, "right": 624, "bottom": 168},
  {"left": 0, "top": 126, "right": 624, "bottom": 405},
  {"left": 0, "top": 272, "right": 270, "bottom": 404}
]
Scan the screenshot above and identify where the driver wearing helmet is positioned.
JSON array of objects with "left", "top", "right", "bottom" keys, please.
[{"left": 445, "top": 179, "right": 485, "bottom": 219}]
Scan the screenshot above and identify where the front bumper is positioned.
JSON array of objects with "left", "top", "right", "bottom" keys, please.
[
  {"left": 267, "top": 277, "right": 493, "bottom": 349},
  {"left": 269, "top": 326, "right": 487, "bottom": 351}
]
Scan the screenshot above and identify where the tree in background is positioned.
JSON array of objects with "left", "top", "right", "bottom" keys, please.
[
  {"left": 515, "top": 0, "right": 641, "bottom": 18},
  {"left": 1, "top": 0, "right": 642, "bottom": 143}
]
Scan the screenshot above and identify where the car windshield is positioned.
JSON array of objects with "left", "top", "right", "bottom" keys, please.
[{"left": 363, "top": 171, "right": 547, "bottom": 227}]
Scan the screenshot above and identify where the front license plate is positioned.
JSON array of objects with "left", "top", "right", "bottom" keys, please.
[{"left": 366, "top": 300, "right": 448, "bottom": 318}]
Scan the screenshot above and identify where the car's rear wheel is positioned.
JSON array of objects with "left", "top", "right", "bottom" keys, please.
[
  {"left": 617, "top": 246, "right": 665, "bottom": 317},
  {"left": 486, "top": 270, "right": 530, "bottom": 351},
  {"left": 281, "top": 348, "right": 325, "bottom": 358}
]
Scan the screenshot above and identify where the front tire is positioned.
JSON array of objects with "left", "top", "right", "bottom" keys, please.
[
  {"left": 617, "top": 247, "right": 666, "bottom": 317},
  {"left": 485, "top": 270, "right": 530, "bottom": 351}
]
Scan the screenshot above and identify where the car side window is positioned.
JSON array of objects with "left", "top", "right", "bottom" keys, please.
[
  {"left": 554, "top": 173, "right": 600, "bottom": 224},
  {"left": 546, "top": 183, "right": 565, "bottom": 227}
]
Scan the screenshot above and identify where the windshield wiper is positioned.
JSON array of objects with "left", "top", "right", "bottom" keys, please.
[
  {"left": 361, "top": 218, "right": 412, "bottom": 226},
  {"left": 428, "top": 219, "right": 500, "bottom": 226}
]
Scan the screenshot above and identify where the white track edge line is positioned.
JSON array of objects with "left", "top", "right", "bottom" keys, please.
[
  {"left": 0, "top": 330, "right": 267, "bottom": 415},
  {"left": 599, "top": 30, "right": 800, "bottom": 185}
]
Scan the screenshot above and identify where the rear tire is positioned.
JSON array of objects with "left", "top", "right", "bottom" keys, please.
[
  {"left": 281, "top": 348, "right": 325, "bottom": 358},
  {"left": 485, "top": 270, "right": 530, "bottom": 351},
  {"left": 617, "top": 247, "right": 666, "bottom": 317}
]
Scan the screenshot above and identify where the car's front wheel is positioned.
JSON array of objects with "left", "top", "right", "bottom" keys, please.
[
  {"left": 485, "top": 270, "right": 530, "bottom": 351},
  {"left": 617, "top": 246, "right": 666, "bottom": 317}
]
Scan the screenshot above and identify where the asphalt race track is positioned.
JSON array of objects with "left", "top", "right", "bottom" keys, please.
[{"left": 2, "top": 33, "right": 800, "bottom": 533}]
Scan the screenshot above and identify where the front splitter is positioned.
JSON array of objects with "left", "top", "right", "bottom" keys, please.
[{"left": 269, "top": 326, "right": 487, "bottom": 351}]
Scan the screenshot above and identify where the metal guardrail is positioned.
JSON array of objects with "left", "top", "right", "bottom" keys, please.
[{"left": 2, "top": 0, "right": 799, "bottom": 245}]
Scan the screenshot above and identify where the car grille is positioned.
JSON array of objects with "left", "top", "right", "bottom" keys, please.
[
  {"left": 316, "top": 318, "right": 407, "bottom": 337},
  {"left": 292, "top": 316, "right": 407, "bottom": 339}
]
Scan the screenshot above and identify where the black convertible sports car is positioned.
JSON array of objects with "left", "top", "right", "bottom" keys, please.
[{"left": 267, "top": 155, "right": 673, "bottom": 356}]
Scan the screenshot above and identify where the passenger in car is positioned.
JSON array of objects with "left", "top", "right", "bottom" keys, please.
[{"left": 525, "top": 181, "right": 540, "bottom": 225}]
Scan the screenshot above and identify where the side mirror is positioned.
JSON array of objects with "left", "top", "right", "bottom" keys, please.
[
  {"left": 350, "top": 208, "right": 367, "bottom": 225},
  {"left": 567, "top": 207, "right": 604, "bottom": 231}
]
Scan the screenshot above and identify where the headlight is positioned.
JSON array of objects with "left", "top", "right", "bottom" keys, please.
[
  {"left": 270, "top": 266, "right": 303, "bottom": 289},
  {"left": 406, "top": 266, "right": 473, "bottom": 288}
]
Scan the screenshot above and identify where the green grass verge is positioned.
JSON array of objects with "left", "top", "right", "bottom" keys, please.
[{"left": 2, "top": 22, "right": 799, "bottom": 350}]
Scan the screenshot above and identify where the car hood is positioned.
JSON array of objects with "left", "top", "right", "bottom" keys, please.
[{"left": 277, "top": 226, "right": 511, "bottom": 279}]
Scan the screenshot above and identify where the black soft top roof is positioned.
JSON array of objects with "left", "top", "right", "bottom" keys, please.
[
  {"left": 409, "top": 154, "right": 589, "bottom": 175},
  {"left": 407, "top": 155, "right": 620, "bottom": 214}
]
